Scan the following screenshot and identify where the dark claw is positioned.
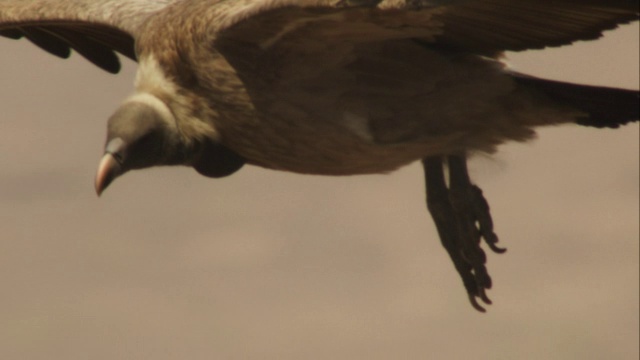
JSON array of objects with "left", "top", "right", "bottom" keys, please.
[
  {"left": 469, "top": 294, "right": 487, "bottom": 313},
  {"left": 478, "top": 288, "right": 492, "bottom": 305},
  {"left": 422, "top": 155, "right": 506, "bottom": 312},
  {"left": 470, "top": 185, "right": 507, "bottom": 254}
]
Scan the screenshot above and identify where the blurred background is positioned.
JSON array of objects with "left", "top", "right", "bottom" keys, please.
[{"left": 0, "top": 20, "right": 638, "bottom": 360}]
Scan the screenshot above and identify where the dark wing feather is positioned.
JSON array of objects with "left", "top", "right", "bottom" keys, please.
[
  {"left": 54, "top": 25, "right": 130, "bottom": 73},
  {"left": 0, "top": 0, "right": 172, "bottom": 73},
  {"left": 1, "top": 22, "right": 134, "bottom": 73},
  {"left": 512, "top": 73, "right": 640, "bottom": 128},
  {"left": 21, "top": 26, "right": 72, "bottom": 59}
]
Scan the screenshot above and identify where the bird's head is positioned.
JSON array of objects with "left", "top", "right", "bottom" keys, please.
[{"left": 95, "top": 93, "right": 245, "bottom": 195}]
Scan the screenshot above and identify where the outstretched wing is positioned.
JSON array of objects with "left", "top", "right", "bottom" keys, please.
[
  {"left": 3, "top": 0, "right": 637, "bottom": 73},
  {"left": 217, "top": 0, "right": 639, "bottom": 55},
  {"left": 0, "top": 0, "right": 175, "bottom": 73}
]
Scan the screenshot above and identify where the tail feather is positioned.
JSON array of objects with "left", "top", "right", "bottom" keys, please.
[{"left": 512, "top": 73, "right": 639, "bottom": 128}]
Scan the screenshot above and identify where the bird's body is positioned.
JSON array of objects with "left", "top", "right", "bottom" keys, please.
[
  {"left": 189, "top": 40, "right": 574, "bottom": 174},
  {"left": 1, "top": 0, "right": 638, "bottom": 310},
  {"left": 91, "top": 0, "right": 608, "bottom": 175},
  {"left": 137, "top": 33, "right": 568, "bottom": 175}
]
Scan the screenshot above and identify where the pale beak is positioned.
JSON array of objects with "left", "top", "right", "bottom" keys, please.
[{"left": 95, "top": 138, "right": 125, "bottom": 196}]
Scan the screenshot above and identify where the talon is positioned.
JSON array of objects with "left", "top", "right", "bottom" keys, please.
[
  {"left": 468, "top": 294, "right": 487, "bottom": 313},
  {"left": 478, "top": 288, "right": 492, "bottom": 305},
  {"left": 487, "top": 242, "right": 507, "bottom": 254}
]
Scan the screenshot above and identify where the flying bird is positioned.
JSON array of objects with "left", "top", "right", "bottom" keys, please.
[{"left": 1, "top": 0, "right": 638, "bottom": 312}]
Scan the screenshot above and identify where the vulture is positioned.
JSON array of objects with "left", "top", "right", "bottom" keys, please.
[{"left": 1, "top": 0, "right": 638, "bottom": 312}]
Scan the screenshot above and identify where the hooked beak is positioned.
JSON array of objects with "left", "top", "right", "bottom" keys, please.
[{"left": 95, "top": 138, "right": 125, "bottom": 196}]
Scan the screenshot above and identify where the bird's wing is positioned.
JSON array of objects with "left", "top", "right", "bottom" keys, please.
[
  {"left": 0, "top": 0, "right": 176, "bottom": 73},
  {"left": 4, "top": 0, "right": 637, "bottom": 73},
  {"left": 216, "top": 0, "right": 639, "bottom": 55}
]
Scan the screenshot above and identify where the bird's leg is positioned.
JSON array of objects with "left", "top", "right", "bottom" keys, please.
[{"left": 422, "top": 155, "right": 506, "bottom": 312}]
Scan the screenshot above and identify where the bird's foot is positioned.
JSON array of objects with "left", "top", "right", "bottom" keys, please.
[{"left": 422, "top": 155, "right": 506, "bottom": 312}]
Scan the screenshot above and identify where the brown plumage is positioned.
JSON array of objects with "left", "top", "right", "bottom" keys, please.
[{"left": 1, "top": 0, "right": 638, "bottom": 311}]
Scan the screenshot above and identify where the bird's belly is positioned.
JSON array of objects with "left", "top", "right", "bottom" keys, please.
[
  {"left": 239, "top": 125, "right": 448, "bottom": 175},
  {"left": 221, "top": 104, "right": 512, "bottom": 175}
]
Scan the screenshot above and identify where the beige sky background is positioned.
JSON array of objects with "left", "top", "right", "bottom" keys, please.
[{"left": 0, "top": 20, "right": 638, "bottom": 360}]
